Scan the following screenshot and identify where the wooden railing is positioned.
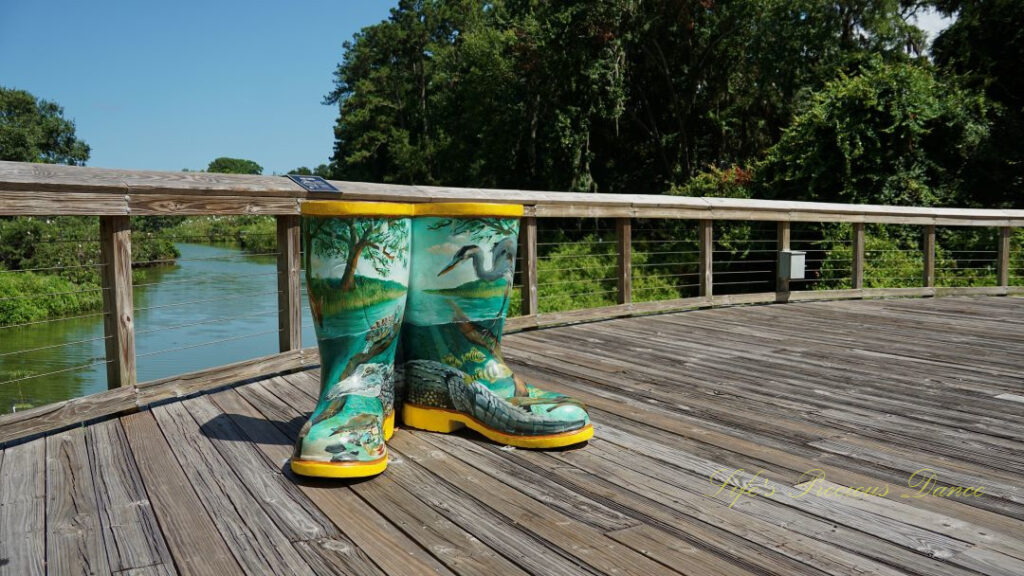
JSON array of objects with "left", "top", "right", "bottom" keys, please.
[{"left": 1, "top": 160, "right": 1022, "bottom": 444}]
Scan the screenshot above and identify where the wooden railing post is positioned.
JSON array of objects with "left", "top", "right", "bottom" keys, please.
[
  {"left": 520, "top": 216, "right": 538, "bottom": 316},
  {"left": 998, "top": 226, "right": 1011, "bottom": 288},
  {"left": 616, "top": 218, "right": 632, "bottom": 304},
  {"left": 277, "top": 215, "right": 302, "bottom": 352},
  {"left": 777, "top": 221, "right": 791, "bottom": 293},
  {"left": 699, "top": 219, "right": 713, "bottom": 298},
  {"left": 923, "top": 225, "right": 936, "bottom": 288},
  {"left": 852, "top": 223, "right": 865, "bottom": 289},
  {"left": 99, "top": 216, "right": 136, "bottom": 389}
]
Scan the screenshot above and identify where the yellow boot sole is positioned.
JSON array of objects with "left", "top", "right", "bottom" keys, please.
[
  {"left": 290, "top": 412, "right": 395, "bottom": 479},
  {"left": 402, "top": 403, "right": 593, "bottom": 449}
]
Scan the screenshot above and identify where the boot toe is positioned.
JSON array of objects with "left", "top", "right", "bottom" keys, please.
[{"left": 534, "top": 402, "right": 590, "bottom": 431}]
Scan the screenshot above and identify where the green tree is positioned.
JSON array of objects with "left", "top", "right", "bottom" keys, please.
[
  {"left": 207, "top": 157, "right": 263, "bottom": 175},
  {"left": 290, "top": 164, "right": 332, "bottom": 177},
  {"left": 757, "top": 59, "right": 989, "bottom": 207},
  {"left": 304, "top": 218, "right": 408, "bottom": 291},
  {"left": 327, "top": 1, "right": 926, "bottom": 194},
  {"left": 930, "top": 0, "right": 1023, "bottom": 207},
  {"left": 0, "top": 87, "right": 90, "bottom": 165}
]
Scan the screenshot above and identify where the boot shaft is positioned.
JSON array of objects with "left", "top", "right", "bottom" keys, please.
[
  {"left": 294, "top": 202, "right": 412, "bottom": 475},
  {"left": 403, "top": 206, "right": 522, "bottom": 398},
  {"left": 302, "top": 202, "right": 412, "bottom": 400}
]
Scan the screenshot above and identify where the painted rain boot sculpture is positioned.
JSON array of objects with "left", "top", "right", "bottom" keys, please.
[
  {"left": 401, "top": 203, "right": 594, "bottom": 448},
  {"left": 291, "top": 201, "right": 412, "bottom": 478}
]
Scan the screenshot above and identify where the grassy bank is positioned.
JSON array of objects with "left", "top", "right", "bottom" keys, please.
[
  {"left": 0, "top": 216, "right": 180, "bottom": 325},
  {"left": 308, "top": 276, "right": 407, "bottom": 315}
]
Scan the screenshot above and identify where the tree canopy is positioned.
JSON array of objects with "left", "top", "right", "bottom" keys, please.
[
  {"left": 758, "top": 59, "right": 989, "bottom": 207},
  {"left": 207, "top": 157, "right": 263, "bottom": 175},
  {"left": 0, "top": 87, "right": 90, "bottom": 165},
  {"left": 931, "top": 0, "right": 1024, "bottom": 206},
  {"left": 325, "top": 1, "right": 1019, "bottom": 209},
  {"left": 290, "top": 164, "right": 332, "bottom": 177}
]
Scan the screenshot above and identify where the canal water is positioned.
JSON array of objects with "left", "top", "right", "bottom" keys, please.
[{"left": 0, "top": 243, "right": 316, "bottom": 413}]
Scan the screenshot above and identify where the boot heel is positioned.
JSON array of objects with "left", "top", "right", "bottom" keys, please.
[{"left": 403, "top": 404, "right": 465, "bottom": 433}]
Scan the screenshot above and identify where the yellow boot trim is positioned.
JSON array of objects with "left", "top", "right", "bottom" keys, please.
[
  {"left": 383, "top": 411, "right": 395, "bottom": 441},
  {"left": 413, "top": 203, "right": 524, "bottom": 218},
  {"left": 301, "top": 201, "right": 414, "bottom": 218},
  {"left": 290, "top": 452, "right": 388, "bottom": 478},
  {"left": 402, "top": 403, "right": 593, "bottom": 449},
  {"left": 290, "top": 412, "right": 394, "bottom": 478}
]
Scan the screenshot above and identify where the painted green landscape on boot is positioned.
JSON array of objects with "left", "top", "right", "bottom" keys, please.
[
  {"left": 309, "top": 275, "right": 407, "bottom": 314},
  {"left": 425, "top": 278, "right": 507, "bottom": 298}
]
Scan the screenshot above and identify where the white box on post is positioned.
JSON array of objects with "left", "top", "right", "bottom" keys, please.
[{"left": 778, "top": 250, "right": 806, "bottom": 280}]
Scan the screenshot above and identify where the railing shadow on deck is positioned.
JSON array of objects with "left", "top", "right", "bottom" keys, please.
[{"left": 0, "top": 160, "right": 1022, "bottom": 445}]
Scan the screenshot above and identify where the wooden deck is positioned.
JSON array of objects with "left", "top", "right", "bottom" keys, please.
[{"left": 1, "top": 296, "right": 1022, "bottom": 576}]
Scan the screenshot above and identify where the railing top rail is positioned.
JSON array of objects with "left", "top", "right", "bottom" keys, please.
[{"left": 1, "top": 161, "right": 1022, "bottom": 225}]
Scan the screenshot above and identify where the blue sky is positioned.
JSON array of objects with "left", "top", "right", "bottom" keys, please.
[
  {"left": 0, "top": 0, "right": 396, "bottom": 174},
  {"left": 1, "top": 1, "right": 950, "bottom": 176}
]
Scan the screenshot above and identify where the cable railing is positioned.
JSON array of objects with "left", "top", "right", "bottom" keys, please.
[{"left": 0, "top": 160, "right": 1021, "bottom": 444}]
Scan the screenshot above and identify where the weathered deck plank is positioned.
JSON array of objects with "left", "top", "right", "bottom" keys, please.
[
  {"left": 45, "top": 427, "right": 111, "bottom": 575},
  {"left": 150, "top": 401, "right": 315, "bottom": 576},
  {"left": 6, "top": 296, "right": 1024, "bottom": 576},
  {"left": 0, "top": 438, "right": 45, "bottom": 576},
  {"left": 87, "top": 419, "right": 175, "bottom": 574},
  {"left": 121, "top": 411, "right": 242, "bottom": 576}
]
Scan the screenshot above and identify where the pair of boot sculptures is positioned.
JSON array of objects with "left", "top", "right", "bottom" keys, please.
[{"left": 291, "top": 201, "right": 593, "bottom": 478}]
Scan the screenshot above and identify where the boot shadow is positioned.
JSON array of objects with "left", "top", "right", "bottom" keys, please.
[{"left": 199, "top": 412, "right": 306, "bottom": 445}]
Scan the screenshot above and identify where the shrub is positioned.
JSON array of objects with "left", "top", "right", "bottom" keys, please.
[{"left": 0, "top": 270, "right": 103, "bottom": 325}]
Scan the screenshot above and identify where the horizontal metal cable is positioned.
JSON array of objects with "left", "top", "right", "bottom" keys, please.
[
  {"left": 136, "top": 328, "right": 281, "bottom": 359},
  {"left": 631, "top": 262, "right": 697, "bottom": 268},
  {"left": 540, "top": 266, "right": 617, "bottom": 273},
  {"left": 135, "top": 308, "right": 282, "bottom": 336},
  {"left": 0, "top": 262, "right": 105, "bottom": 274},
  {"left": 0, "top": 359, "right": 110, "bottom": 388},
  {"left": 633, "top": 283, "right": 699, "bottom": 291},
  {"left": 713, "top": 270, "right": 774, "bottom": 276},
  {"left": 0, "top": 311, "right": 109, "bottom": 331},
  {"left": 537, "top": 253, "right": 615, "bottom": 261},
  {"left": 0, "top": 334, "right": 110, "bottom": 358},
  {"left": 132, "top": 269, "right": 280, "bottom": 288},
  {"left": 713, "top": 259, "right": 777, "bottom": 265},
  {"left": 713, "top": 280, "right": 772, "bottom": 286},
  {"left": 639, "top": 272, "right": 699, "bottom": 279},
  {"left": 0, "top": 286, "right": 107, "bottom": 303},
  {"left": 132, "top": 251, "right": 281, "bottom": 266},
  {"left": 539, "top": 277, "right": 618, "bottom": 286},
  {"left": 631, "top": 250, "right": 701, "bottom": 256},
  {"left": 538, "top": 288, "right": 619, "bottom": 300},
  {"left": 133, "top": 289, "right": 282, "bottom": 312}
]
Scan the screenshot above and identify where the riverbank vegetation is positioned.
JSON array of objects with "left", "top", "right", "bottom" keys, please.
[
  {"left": 0, "top": 216, "right": 180, "bottom": 325},
  {"left": 159, "top": 216, "right": 277, "bottom": 254}
]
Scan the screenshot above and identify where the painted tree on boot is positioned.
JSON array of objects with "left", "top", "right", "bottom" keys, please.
[{"left": 291, "top": 202, "right": 412, "bottom": 478}]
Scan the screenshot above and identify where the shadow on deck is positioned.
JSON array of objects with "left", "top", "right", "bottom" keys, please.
[{"left": 2, "top": 297, "right": 1023, "bottom": 576}]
